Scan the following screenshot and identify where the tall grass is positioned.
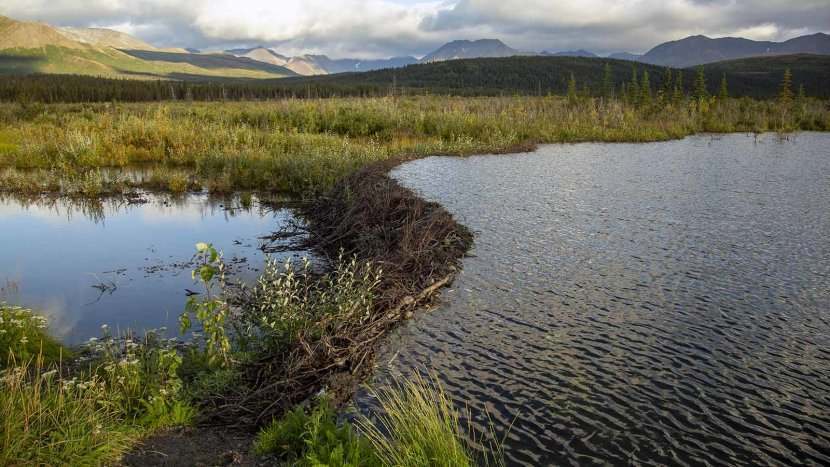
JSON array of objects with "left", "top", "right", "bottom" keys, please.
[
  {"left": 0, "top": 304, "right": 65, "bottom": 367},
  {"left": 0, "top": 96, "right": 826, "bottom": 196},
  {"left": 359, "top": 373, "right": 487, "bottom": 467},
  {"left": 0, "top": 309, "right": 196, "bottom": 464},
  {"left": 0, "top": 356, "right": 138, "bottom": 466}
]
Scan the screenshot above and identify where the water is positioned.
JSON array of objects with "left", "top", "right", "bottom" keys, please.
[
  {"left": 0, "top": 193, "right": 305, "bottom": 344},
  {"left": 381, "top": 133, "right": 830, "bottom": 466}
]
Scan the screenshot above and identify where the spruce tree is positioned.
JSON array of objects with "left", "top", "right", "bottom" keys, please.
[
  {"left": 718, "top": 73, "right": 728, "bottom": 100},
  {"left": 629, "top": 66, "right": 640, "bottom": 104},
  {"left": 662, "top": 68, "right": 673, "bottom": 95},
  {"left": 567, "top": 72, "right": 578, "bottom": 102},
  {"left": 779, "top": 68, "right": 793, "bottom": 106},
  {"left": 602, "top": 63, "right": 613, "bottom": 99},
  {"left": 693, "top": 65, "right": 708, "bottom": 100},
  {"left": 641, "top": 70, "right": 651, "bottom": 105},
  {"left": 673, "top": 71, "right": 684, "bottom": 103}
]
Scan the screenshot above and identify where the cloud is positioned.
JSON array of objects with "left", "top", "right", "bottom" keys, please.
[{"left": 1, "top": 0, "right": 828, "bottom": 57}]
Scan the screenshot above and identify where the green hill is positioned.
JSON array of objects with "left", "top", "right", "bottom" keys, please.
[
  {"left": 275, "top": 54, "right": 830, "bottom": 98},
  {"left": 696, "top": 54, "right": 830, "bottom": 98},
  {"left": 0, "top": 15, "right": 294, "bottom": 80}
]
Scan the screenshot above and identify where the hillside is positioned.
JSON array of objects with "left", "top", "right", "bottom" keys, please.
[
  {"left": 697, "top": 54, "right": 830, "bottom": 98},
  {"left": 0, "top": 15, "right": 295, "bottom": 80},
  {"left": 0, "top": 45, "right": 295, "bottom": 80},
  {"left": 0, "top": 15, "right": 86, "bottom": 50},
  {"left": 641, "top": 33, "right": 830, "bottom": 67},
  {"left": 58, "top": 27, "right": 160, "bottom": 51},
  {"left": 277, "top": 54, "right": 830, "bottom": 99}
]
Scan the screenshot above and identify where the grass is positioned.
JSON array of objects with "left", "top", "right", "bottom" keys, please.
[
  {"left": 0, "top": 356, "right": 139, "bottom": 466},
  {"left": 359, "top": 374, "right": 484, "bottom": 467},
  {"left": 0, "top": 96, "right": 826, "bottom": 197},
  {"left": 1, "top": 304, "right": 65, "bottom": 367},
  {"left": 254, "top": 375, "right": 493, "bottom": 467},
  {"left": 0, "top": 310, "right": 197, "bottom": 464}
]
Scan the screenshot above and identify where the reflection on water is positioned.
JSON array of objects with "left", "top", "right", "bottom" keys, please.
[
  {"left": 0, "top": 192, "right": 305, "bottom": 344},
  {"left": 377, "top": 133, "right": 830, "bottom": 465}
]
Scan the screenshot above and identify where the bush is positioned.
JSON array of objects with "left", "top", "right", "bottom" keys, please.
[{"left": 254, "top": 399, "right": 380, "bottom": 467}]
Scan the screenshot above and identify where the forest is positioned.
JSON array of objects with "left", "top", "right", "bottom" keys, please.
[{"left": 0, "top": 54, "right": 827, "bottom": 103}]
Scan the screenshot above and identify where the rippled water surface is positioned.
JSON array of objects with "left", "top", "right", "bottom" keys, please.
[
  {"left": 382, "top": 133, "right": 830, "bottom": 465},
  {"left": 0, "top": 194, "right": 303, "bottom": 344}
]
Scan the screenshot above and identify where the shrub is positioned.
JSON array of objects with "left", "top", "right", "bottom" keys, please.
[{"left": 254, "top": 399, "right": 380, "bottom": 467}]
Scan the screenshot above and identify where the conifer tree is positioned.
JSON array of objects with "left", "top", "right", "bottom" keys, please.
[
  {"left": 602, "top": 63, "right": 614, "bottom": 99},
  {"left": 779, "top": 68, "right": 793, "bottom": 106},
  {"left": 718, "top": 73, "right": 728, "bottom": 100},
  {"left": 641, "top": 70, "right": 651, "bottom": 105},
  {"left": 629, "top": 66, "right": 640, "bottom": 104},
  {"left": 693, "top": 65, "right": 708, "bottom": 100},
  {"left": 567, "top": 72, "right": 578, "bottom": 102},
  {"left": 673, "top": 70, "right": 684, "bottom": 103},
  {"left": 662, "top": 68, "right": 673, "bottom": 95}
]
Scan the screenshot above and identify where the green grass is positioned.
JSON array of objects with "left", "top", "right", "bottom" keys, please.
[
  {"left": 1, "top": 304, "right": 66, "bottom": 367},
  {"left": 0, "top": 96, "right": 826, "bottom": 197},
  {"left": 254, "top": 375, "right": 491, "bottom": 467},
  {"left": 0, "top": 310, "right": 196, "bottom": 464},
  {"left": 254, "top": 400, "right": 381, "bottom": 466},
  {"left": 359, "top": 374, "right": 486, "bottom": 467}
]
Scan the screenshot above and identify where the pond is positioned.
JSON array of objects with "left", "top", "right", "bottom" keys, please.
[
  {"left": 0, "top": 193, "right": 306, "bottom": 345},
  {"left": 380, "top": 133, "right": 830, "bottom": 465}
]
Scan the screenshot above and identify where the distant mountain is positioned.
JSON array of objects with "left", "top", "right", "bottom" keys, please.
[
  {"left": 421, "top": 39, "right": 524, "bottom": 62},
  {"left": 226, "top": 47, "right": 290, "bottom": 67},
  {"left": 641, "top": 33, "right": 830, "bottom": 67},
  {"left": 225, "top": 48, "right": 417, "bottom": 75},
  {"left": 608, "top": 52, "right": 644, "bottom": 62},
  {"left": 543, "top": 49, "right": 597, "bottom": 58}
]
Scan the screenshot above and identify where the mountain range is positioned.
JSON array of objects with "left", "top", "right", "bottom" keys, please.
[{"left": 0, "top": 13, "right": 828, "bottom": 79}]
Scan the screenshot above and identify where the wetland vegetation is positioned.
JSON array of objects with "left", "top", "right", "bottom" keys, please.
[
  {"left": 1, "top": 70, "right": 828, "bottom": 463},
  {"left": 0, "top": 92, "right": 827, "bottom": 198}
]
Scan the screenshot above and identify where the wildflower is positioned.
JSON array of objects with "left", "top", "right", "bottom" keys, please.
[
  {"left": 20, "top": 335, "right": 28, "bottom": 345},
  {"left": 41, "top": 369, "right": 58, "bottom": 380}
]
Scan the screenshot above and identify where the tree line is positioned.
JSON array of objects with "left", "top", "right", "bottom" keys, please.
[{"left": 0, "top": 55, "right": 824, "bottom": 103}]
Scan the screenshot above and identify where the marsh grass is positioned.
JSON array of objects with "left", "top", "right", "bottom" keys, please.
[
  {"left": 0, "top": 304, "right": 66, "bottom": 367},
  {"left": 359, "top": 373, "right": 502, "bottom": 467},
  {"left": 0, "top": 309, "right": 196, "bottom": 464},
  {"left": 1, "top": 96, "right": 826, "bottom": 196},
  {"left": 0, "top": 355, "right": 138, "bottom": 466}
]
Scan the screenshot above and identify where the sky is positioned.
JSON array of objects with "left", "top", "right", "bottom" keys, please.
[{"left": 2, "top": 0, "right": 829, "bottom": 58}]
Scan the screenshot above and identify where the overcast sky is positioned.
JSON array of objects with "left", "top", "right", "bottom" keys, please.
[{"left": 2, "top": 0, "right": 829, "bottom": 58}]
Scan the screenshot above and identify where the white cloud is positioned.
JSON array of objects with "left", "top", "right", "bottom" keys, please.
[{"left": 1, "top": 0, "right": 828, "bottom": 56}]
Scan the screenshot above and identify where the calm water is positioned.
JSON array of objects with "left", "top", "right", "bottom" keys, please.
[
  {"left": 379, "top": 133, "right": 830, "bottom": 466},
  {"left": 0, "top": 193, "right": 303, "bottom": 344}
]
